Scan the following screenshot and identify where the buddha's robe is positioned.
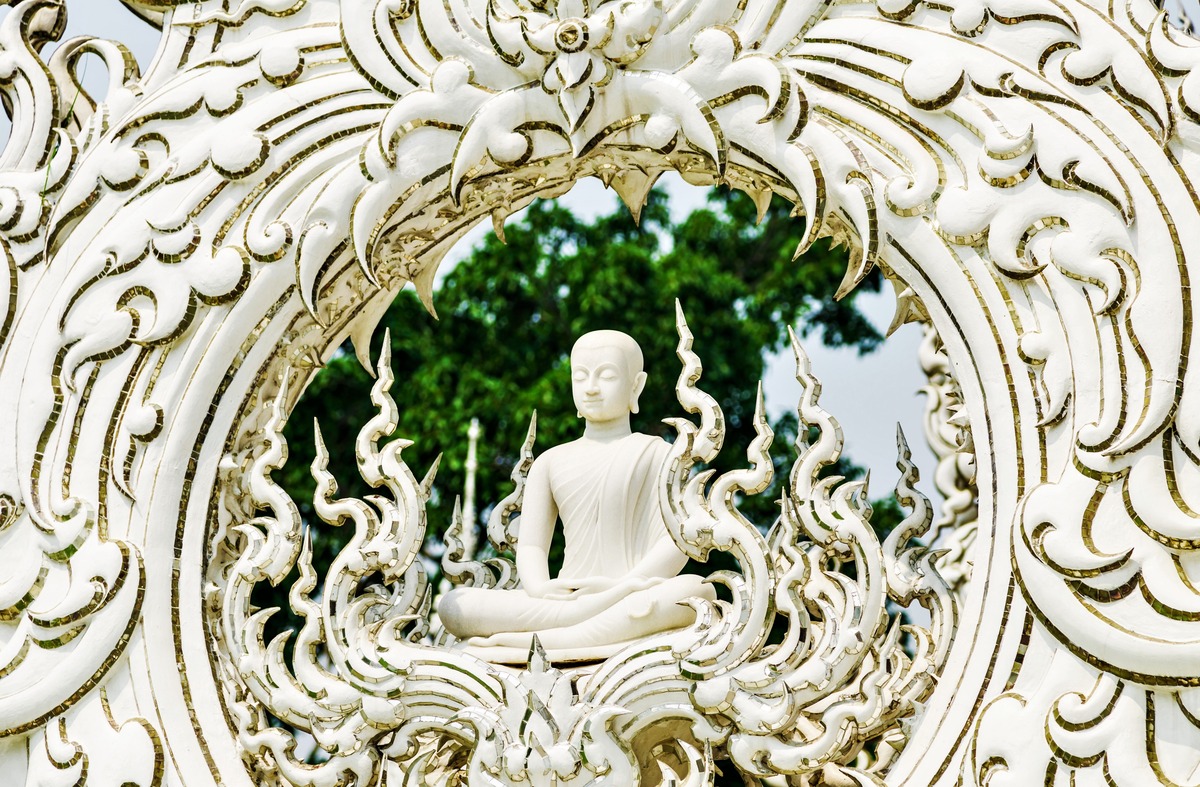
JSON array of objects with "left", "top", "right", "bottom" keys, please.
[
  {"left": 438, "top": 433, "right": 714, "bottom": 662},
  {"left": 557, "top": 432, "right": 670, "bottom": 581}
]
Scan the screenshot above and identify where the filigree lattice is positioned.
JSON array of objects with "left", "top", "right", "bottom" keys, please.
[{"left": 5, "top": 0, "right": 1200, "bottom": 781}]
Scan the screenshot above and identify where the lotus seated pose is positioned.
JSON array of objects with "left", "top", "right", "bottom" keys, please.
[{"left": 437, "top": 330, "right": 714, "bottom": 663}]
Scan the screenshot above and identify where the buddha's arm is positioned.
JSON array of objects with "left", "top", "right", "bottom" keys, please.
[
  {"left": 515, "top": 457, "right": 558, "bottom": 597},
  {"left": 545, "top": 533, "right": 689, "bottom": 599},
  {"left": 627, "top": 534, "right": 689, "bottom": 580}
]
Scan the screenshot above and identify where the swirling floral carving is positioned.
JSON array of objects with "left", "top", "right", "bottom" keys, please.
[
  {"left": 4, "top": 0, "right": 1200, "bottom": 782},
  {"left": 0, "top": 0, "right": 152, "bottom": 740},
  {"left": 682, "top": 328, "right": 953, "bottom": 780}
]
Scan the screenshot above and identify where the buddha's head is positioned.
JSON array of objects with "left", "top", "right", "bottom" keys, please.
[{"left": 570, "top": 330, "right": 648, "bottom": 423}]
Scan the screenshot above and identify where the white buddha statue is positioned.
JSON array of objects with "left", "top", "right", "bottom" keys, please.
[{"left": 437, "top": 330, "right": 715, "bottom": 663}]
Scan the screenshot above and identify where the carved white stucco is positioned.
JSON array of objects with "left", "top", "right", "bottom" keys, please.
[{"left": 1, "top": 0, "right": 1199, "bottom": 782}]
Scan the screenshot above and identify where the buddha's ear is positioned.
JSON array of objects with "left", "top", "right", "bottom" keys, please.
[{"left": 630, "top": 371, "right": 648, "bottom": 414}]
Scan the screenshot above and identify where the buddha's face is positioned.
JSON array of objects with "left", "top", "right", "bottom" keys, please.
[{"left": 571, "top": 344, "right": 644, "bottom": 423}]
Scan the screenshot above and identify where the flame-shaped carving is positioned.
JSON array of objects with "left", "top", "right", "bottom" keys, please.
[
  {"left": 8, "top": 0, "right": 1200, "bottom": 781},
  {"left": 215, "top": 306, "right": 951, "bottom": 785}
]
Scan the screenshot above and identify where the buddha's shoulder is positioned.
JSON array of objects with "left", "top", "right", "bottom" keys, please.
[
  {"left": 530, "top": 441, "right": 576, "bottom": 473},
  {"left": 535, "top": 433, "right": 665, "bottom": 459},
  {"left": 549, "top": 433, "right": 668, "bottom": 456},
  {"left": 619, "top": 432, "right": 670, "bottom": 453},
  {"left": 534, "top": 442, "right": 577, "bottom": 463}
]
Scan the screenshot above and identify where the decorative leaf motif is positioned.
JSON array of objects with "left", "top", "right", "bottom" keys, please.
[{"left": 8, "top": 0, "right": 1200, "bottom": 781}]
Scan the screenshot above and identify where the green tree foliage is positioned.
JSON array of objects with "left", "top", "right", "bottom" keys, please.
[{"left": 278, "top": 184, "right": 890, "bottom": 584}]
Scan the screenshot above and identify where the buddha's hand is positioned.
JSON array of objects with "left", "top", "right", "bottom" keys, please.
[
  {"left": 542, "top": 575, "right": 659, "bottom": 600},
  {"left": 525, "top": 577, "right": 585, "bottom": 599},
  {"left": 538, "top": 576, "right": 616, "bottom": 599}
]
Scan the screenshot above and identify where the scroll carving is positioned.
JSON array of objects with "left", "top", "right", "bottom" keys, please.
[{"left": 1, "top": 0, "right": 1199, "bottom": 782}]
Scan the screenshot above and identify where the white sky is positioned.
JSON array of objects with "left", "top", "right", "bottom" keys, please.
[{"left": 2, "top": 1, "right": 941, "bottom": 506}]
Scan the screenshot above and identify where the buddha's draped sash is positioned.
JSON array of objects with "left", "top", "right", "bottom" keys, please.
[{"left": 551, "top": 433, "right": 671, "bottom": 579}]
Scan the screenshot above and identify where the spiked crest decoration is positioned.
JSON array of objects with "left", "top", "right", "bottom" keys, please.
[{"left": 3, "top": 0, "right": 1200, "bottom": 783}]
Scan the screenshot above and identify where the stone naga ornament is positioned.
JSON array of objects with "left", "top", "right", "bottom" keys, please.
[{"left": 0, "top": 0, "right": 1198, "bottom": 783}]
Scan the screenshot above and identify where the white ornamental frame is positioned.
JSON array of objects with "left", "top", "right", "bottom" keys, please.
[{"left": 1, "top": 0, "right": 1200, "bottom": 783}]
